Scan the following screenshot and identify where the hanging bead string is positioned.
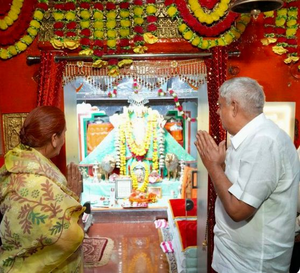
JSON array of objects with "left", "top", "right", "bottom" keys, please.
[{"left": 168, "top": 89, "right": 197, "bottom": 122}]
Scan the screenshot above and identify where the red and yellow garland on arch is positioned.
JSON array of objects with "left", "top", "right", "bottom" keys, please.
[
  {"left": 0, "top": 0, "right": 48, "bottom": 60},
  {"left": 165, "top": 0, "right": 251, "bottom": 49}
]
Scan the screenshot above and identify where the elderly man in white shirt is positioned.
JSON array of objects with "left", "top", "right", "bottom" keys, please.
[
  {"left": 195, "top": 77, "right": 300, "bottom": 273},
  {"left": 289, "top": 147, "right": 300, "bottom": 273}
]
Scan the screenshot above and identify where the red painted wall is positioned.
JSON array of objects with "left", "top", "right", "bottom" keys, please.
[
  {"left": 1, "top": 15, "right": 300, "bottom": 168},
  {"left": 228, "top": 16, "right": 300, "bottom": 148}
]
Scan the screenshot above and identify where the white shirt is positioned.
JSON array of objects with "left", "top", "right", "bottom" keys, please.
[{"left": 212, "top": 113, "right": 300, "bottom": 273}]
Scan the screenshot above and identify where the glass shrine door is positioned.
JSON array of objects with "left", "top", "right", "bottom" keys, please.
[{"left": 64, "top": 64, "right": 209, "bottom": 273}]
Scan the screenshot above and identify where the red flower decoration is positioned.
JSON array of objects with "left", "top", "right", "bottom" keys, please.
[
  {"left": 119, "top": 39, "right": 130, "bottom": 47},
  {"left": 134, "top": 35, "right": 144, "bottom": 42},
  {"left": 106, "top": 2, "right": 116, "bottom": 10},
  {"left": 94, "top": 2, "right": 104, "bottom": 10},
  {"left": 264, "top": 18, "right": 274, "bottom": 25},
  {"left": 107, "top": 49, "right": 117, "bottom": 54},
  {"left": 134, "top": 26, "right": 144, "bottom": 34},
  {"left": 80, "top": 37, "right": 90, "bottom": 46},
  {"left": 286, "top": 47, "right": 297, "bottom": 53},
  {"left": 66, "top": 22, "right": 77, "bottom": 29},
  {"left": 164, "top": 0, "right": 174, "bottom": 6},
  {"left": 54, "top": 22, "right": 64, "bottom": 29},
  {"left": 147, "top": 15, "right": 157, "bottom": 23},
  {"left": 277, "top": 37, "right": 287, "bottom": 43},
  {"left": 199, "top": 0, "right": 219, "bottom": 9},
  {"left": 174, "top": 0, "right": 238, "bottom": 37},
  {"left": 108, "top": 58, "right": 118, "bottom": 66},
  {"left": 94, "top": 49, "right": 104, "bottom": 57},
  {"left": 66, "top": 32, "right": 77, "bottom": 37},
  {"left": 134, "top": 0, "right": 143, "bottom": 5},
  {"left": 119, "top": 48, "right": 130, "bottom": 54},
  {"left": 94, "top": 40, "right": 104, "bottom": 47},
  {"left": 178, "top": 105, "right": 183, "bottom": 111},
  {"left": 80, "top": 3, "right": 90, "bottom": 9},
  {"left": 147, "top": 0, "right": 156, "bottom": 3},
  {"left": 81, "top": 29, "right": 91, "bottom": 37},
  {"left": 65, "top": 2, "right": 76, "bottom": 10},
  {"left": 287, "top": 39, "right": 297, "bottom": 45},
  {"left": 275, "top": 28, "right": 286, "bottom": 35},
  {"left": 54, "top": 3, "right": 65, "bottom": 10},
  {"left": 264, "top": 26, "right": 275, "bottom": 34},
  {"left": 54, "top": 30, "right": 64, "bottom": 37},
  {"left": 147, "top": 24, "right": 157, "bottom": 32},
  {"left": 120, "top": 2, "right": 130, "bottom": 9},
  {"left": 37, "top": 3, "right": 48, "bottom": 11}
]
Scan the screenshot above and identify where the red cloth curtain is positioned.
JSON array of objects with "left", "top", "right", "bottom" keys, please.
[
  {"left": 37, "top": 50, "right": 67, "bottom": 108},
  {"left": 204, "top": 46, "right": 228, "bottom": 273},
  {"left": 37, "top": 50, "right": 67, "bottom": 174}
]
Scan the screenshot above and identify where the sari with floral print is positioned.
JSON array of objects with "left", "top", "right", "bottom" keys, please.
[{"left": 0, "top": 144, "right": 85, "bottom": 273}]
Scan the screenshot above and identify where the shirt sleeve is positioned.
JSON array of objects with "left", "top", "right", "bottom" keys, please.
[{"left": 228, "top": 136, "right": 281, "bottom": 208}]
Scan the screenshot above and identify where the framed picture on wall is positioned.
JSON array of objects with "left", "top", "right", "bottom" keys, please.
[
  {"left": 115, "top": 177, "right": 132, "bottom": 199},
  {"left": 2, "top": 113, "right": 28, "bottom": 153}
]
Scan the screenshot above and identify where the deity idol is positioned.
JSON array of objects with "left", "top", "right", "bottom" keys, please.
[{"left": 80, "top": 94, "right": 195, "bottom": 192}]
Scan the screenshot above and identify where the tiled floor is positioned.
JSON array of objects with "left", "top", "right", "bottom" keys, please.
[{"left": 84, "top": 209, "right": 171, "bottom": 273}]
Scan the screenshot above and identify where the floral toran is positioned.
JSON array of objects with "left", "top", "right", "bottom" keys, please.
[
  {"left": 165, "top": 0, "right": 251, "bottom": 49},
  {"left": 0, "top": 0, "right": 251, "bottom": 61}
]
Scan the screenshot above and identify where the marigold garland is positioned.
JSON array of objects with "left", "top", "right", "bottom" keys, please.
[
  {"left": 65, "top": 1, "right": 77, "bottom": 41},
  {"left": 188, "top": 0, "right": 230, "bottom": 25},
  {"left": 131, "top": 161, "right": 149, "bottom": 193},
  {"left": 0, "top": 0, "right": 48, "bottom": 60},
  {"left": 117, "top": 108, "right": 161, "bottom": 177},
  {"left": 176, "top": 14, "right": 250, "bottom": 50},
  {"left": 145, "top": 0, "right": 158, "bottom": 42},
  {"left": 79, "top": 0, "right": 92, "bottom": 51},
  {"left": 106, "top": 0, "right": 117, "bottom": 54},
  {"left": 166, "top": 0, "right": 239, "bottom": 37},
  {"left": 0, "top": 0, "right": 24, "bottom": 31},
  {"left": 132, "top": 0, "right": 146, "bottom": 52},
  {"left": 262, "top": 1, "right": 299, "bottom": 64},
  {"left": 119, "top": 122, "right": 127, "bottom": 176},
  {"left": 119, "top": 0, "right": 131, "bottom": 54},
  {"left": 52, "top": 1, "right": 65, "bottom": 39},
  {"left": 93, "top": 1, "right": 104, "bottom": 59}
]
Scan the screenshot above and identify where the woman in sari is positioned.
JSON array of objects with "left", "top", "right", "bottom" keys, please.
[{"left": 0, "top": 106, "right": 85, "bottom": 272}]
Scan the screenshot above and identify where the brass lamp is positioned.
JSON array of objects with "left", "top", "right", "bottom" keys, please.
[{"left": 230, "top": 0, "right": 284, "bottom": 18}]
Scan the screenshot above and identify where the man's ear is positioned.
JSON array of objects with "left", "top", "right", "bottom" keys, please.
[
  {"left": 231, "top": 100, "right": 238, "bottom": 117},
  {"left": 51, "top": 133, "right": 58, "bottom": 148}
]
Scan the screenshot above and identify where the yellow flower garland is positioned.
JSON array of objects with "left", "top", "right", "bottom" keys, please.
[
  {"left": 0, "top": 7, "right": 45, "bottom": 60},
  {"left": 177, "top": 14, "right": 251, "bottom": 49},
  {"left": 0, "top": 0, "right": 24, "bottom": 30},
  {"left": 131, "top": 161, "right": 150, "bottom": 192},
  {"left": 106, "top": 2, "right": 117, "bottom": 51},
  {"left": 188, "top": 0, "right": 230, "bottom": 25},
  {"left": 119, "top": 122, "right": 127, "bottom": 175},
  {"left": 263, "top": 3, "right": 299, "bottom": 63}
]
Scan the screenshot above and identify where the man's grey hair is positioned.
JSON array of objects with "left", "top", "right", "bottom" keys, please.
[{"left": 219, "top": 77, "right": 265, "bottom": 115}]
